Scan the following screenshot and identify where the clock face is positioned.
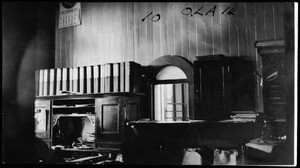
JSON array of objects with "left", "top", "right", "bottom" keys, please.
[{"left": 62, "top": 2, "right": 77, "bottom": 9}]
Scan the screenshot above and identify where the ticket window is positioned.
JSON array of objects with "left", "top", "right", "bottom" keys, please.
[{"left": 153, "top": 66, "right": 189, "bottom": 121}]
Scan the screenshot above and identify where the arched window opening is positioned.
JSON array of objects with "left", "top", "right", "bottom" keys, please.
[{"left": 152, "top": 65, "right": 190, "bottom": 121}]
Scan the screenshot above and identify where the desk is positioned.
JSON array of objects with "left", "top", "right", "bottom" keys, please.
[{"left": 123, "top": 121, "right": 259, "bottom": 165}]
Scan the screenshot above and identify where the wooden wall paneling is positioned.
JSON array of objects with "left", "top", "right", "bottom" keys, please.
[
  {"left": 152, "top": 3, "right": 161, "bottom": 61},
  {"left": 94, "top": 3, "right": 104, "bottom": 65},
  {"left": 187, "top": 2, "right": 197, "bottom": 62},
  {"left": 102, "top": 3, "right": 110, "bottom": 64},
  {"left": 121, "top": 3, "right": 128, "bottom": 62},
  {"left": 58, "top": 28, "right": 64, "bottom": 67},
  {"left": 255, "top": 3, "right": 266, "bottom": 41},
  {"left": 74, "top": 3, "right": 80, "bottom": 67},
  {"left": 72, "top": 26, "right": 77, "bottom": 67},
  {"left": 113, "top": 3, "right": 119, "bottom": 63},
  {"left": 245, "top": 3, "right": 256, "bottom": 58},
  {"left": 160, "top": 3, "right": 169, "bottom": 57},
  {"left": 174, "top": 3, "right": 183, "bottom": 56},
  {"left": 126, "top": 3, "right": 135, "bottom": 62},
  {"left": 203, "top": 2, "right": 213, "bottom": 55},
  {"left": 72, "top": 10, "right": 79, "bottom": 67},
  {"left": 90, "top": 3, "right": 98, "bottom": 65},
  {"left": 228, "top": 3, "right": 238, "bottom": 56},
  {"left": 195, "top": 2, "right": 205, "bottom": 57},
  {"left": 146, "top": 3, "right": 154, "bottom": 63},
  {"left": 133, "top": 3, "right": 139, "bottom": 63},
  {"left": 181, "top": 2, "right": 190, "bottom": 58},
  {"left": 69, "top": 27, "right": 74, "bottom": 67},
  {"left": 83, "top": 3, "right": 91, "bottom": 65},
  {"left": 99, "top": 3, "right": 106, "bottom": 65},
  {"left": 55, "top": 4, "right": 61, "bottom": 68},
  {"left": 134, "top": 3, "right": 147, "bottom": 64},
  {"left": 78, "top": 3, "right": 94, "bottom": 66},
  {"left": 81, "top": 3, "right": 89, "bottom": 66},
  {"left": 274, "top": 2, "right": 284, "bottom": 38},
  {"left": 62, "top": 28, "right": 69, "bottom": 67},
  {"left": 86, "top": 2, "right": 94, "bottom": 65},
  {"left": 108, "top": 3, "right": 116, "bottom": 63},
  {"left": 77, "top": 3, "right": 86, "bottom": 66},
  {"left": 212, "top": 3, "right": 221, "bottom": 55},
  {"left": 107, "top": 3, "right": 116, "bottom": 63},
  {"left": 98, "top": 3, "right": 106, "bottom": 64},
  {"left": 54, "top": 2, "right": 286, "bottom": 69},
  {"left": 237, "top": 3, "right": 247, "bottom": 57},
  {"left": 264, "top": 2, "right": 275, "bottom": 39},
  {"left": 90, "top": 3, "right": 96, "bottom": 65},
  {"left": 74, "top": 4, "right": 81, "bottom": 67},
  {"left": 77, "top": 2, "right": 87, "bottom": 66},
  {"left": 88, "top": 2, "right": 96, "bottom": 65},
  {"left": 115, "top": 3, "right": 124, "bottom": 63},
  {"left": 138, "top": 2, "right": 147, "bottom": 65},
  {"left": 219, "top": 3, "right": 230, "bottom": 56},
  {"left": 119, "top": 3, "right": 127, "bottom": 63},
  {"left": 78, "top": 18, "right": 84, "bottom": 67},
  {"left": 55, "top": 14, "right": 61, "bottom": 68},
  {"left": 166, "top": 3, "right": 175, "bottom": 55}
]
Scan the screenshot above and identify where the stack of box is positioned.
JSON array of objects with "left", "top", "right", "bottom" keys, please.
[
  {"left": 230, "top": 111, "right": 257, "bottom": 122},
  {"left": 35, "top": 61, "right": 141, "bottom": 96}
]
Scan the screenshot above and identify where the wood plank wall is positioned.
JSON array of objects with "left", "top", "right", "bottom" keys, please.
[{"left": 55, "top": 2, "right": 286, "bottom": 112}]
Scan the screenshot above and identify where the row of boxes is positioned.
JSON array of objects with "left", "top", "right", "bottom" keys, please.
[{"left": 35, "top": 61, "right": 141, "bottom": 96}]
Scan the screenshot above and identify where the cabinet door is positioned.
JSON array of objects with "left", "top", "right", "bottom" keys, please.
[
  {"left": 228, "top": 59, "right": 255, "bottom": 112},
  {"left": 194, "top": 60, "right": 229, "bottom": 121},
  {"left": 194, "top": 58, "right": 255, "bottom": 121},
  {"left": 95, "top": 96, "right": 140, "bottom": 142},
  {"left": 34, "top": 100, "right": 51, "bottom": 139},
  {"left": 95, "top": 97, "right": 123, "bottom": 141},
  {"left": 124, "top": 97, "right": 140, "bottom": 122}
]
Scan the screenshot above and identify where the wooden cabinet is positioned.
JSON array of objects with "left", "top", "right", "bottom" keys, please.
[
  {"left": 194, "top": 55, "right": 255, "bottom": 121},
  {"left": 255, "top": 39, "right": 287, "bottom": 137},
  {"left": 255, "top": 39, "right": 286, "bottom": 120},
  {"left": 194, "top": 56, "right": 230, "bottom": 121},
  {"left": 34, "top": 93, "right": 143, "bottom": 152},
  {"left": 95, "top": 96, "right": 140, "bottom": 150}
]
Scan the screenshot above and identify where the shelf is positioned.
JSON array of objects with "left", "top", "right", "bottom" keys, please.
[
  {"left": 55, "top": 148, "right": 100, "bottom": 152},
  {"left": 52, "top": 106, "right": 94, "bottom": 109},
  {"left": 52, "top": 107, "right": 95, "bottom": 114},
  {"left": 36, "top": 92, "right": 147, "bottom": 100},
  {"left": 52, "top": 106, "right": 94, "bottom": 110}
]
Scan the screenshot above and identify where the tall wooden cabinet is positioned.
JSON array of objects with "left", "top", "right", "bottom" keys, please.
[
  {"left": 255, "top": 39, "right": 287, "bottom": 137},
  {"left": 255, "top": 39, "right": 286, "bottom": 120},
  {"left": 194, "top": 55, "right": 255, "bottom": 121}
]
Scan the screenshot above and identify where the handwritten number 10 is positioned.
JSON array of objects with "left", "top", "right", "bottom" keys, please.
[{"left": 142, "top": 11, "right": 161, "bottom": 22}]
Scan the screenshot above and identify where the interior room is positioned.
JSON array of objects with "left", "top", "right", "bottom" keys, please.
[{"left": 2, "top": 2, "right": 297, "bottom": 165}]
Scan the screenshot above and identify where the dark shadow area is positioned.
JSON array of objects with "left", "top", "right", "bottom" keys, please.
[{"left": 2, "top": 2, "right": 56, "bottom": 164}]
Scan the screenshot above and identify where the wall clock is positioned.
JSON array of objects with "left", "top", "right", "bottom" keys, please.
[{"left": 61, "top": 2, "right": 77, "bottom": 9}]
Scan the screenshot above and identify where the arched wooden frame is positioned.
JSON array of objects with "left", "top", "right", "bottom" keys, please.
[{"left": 148, "top": 55, "right": 194, "bottom": 120}]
